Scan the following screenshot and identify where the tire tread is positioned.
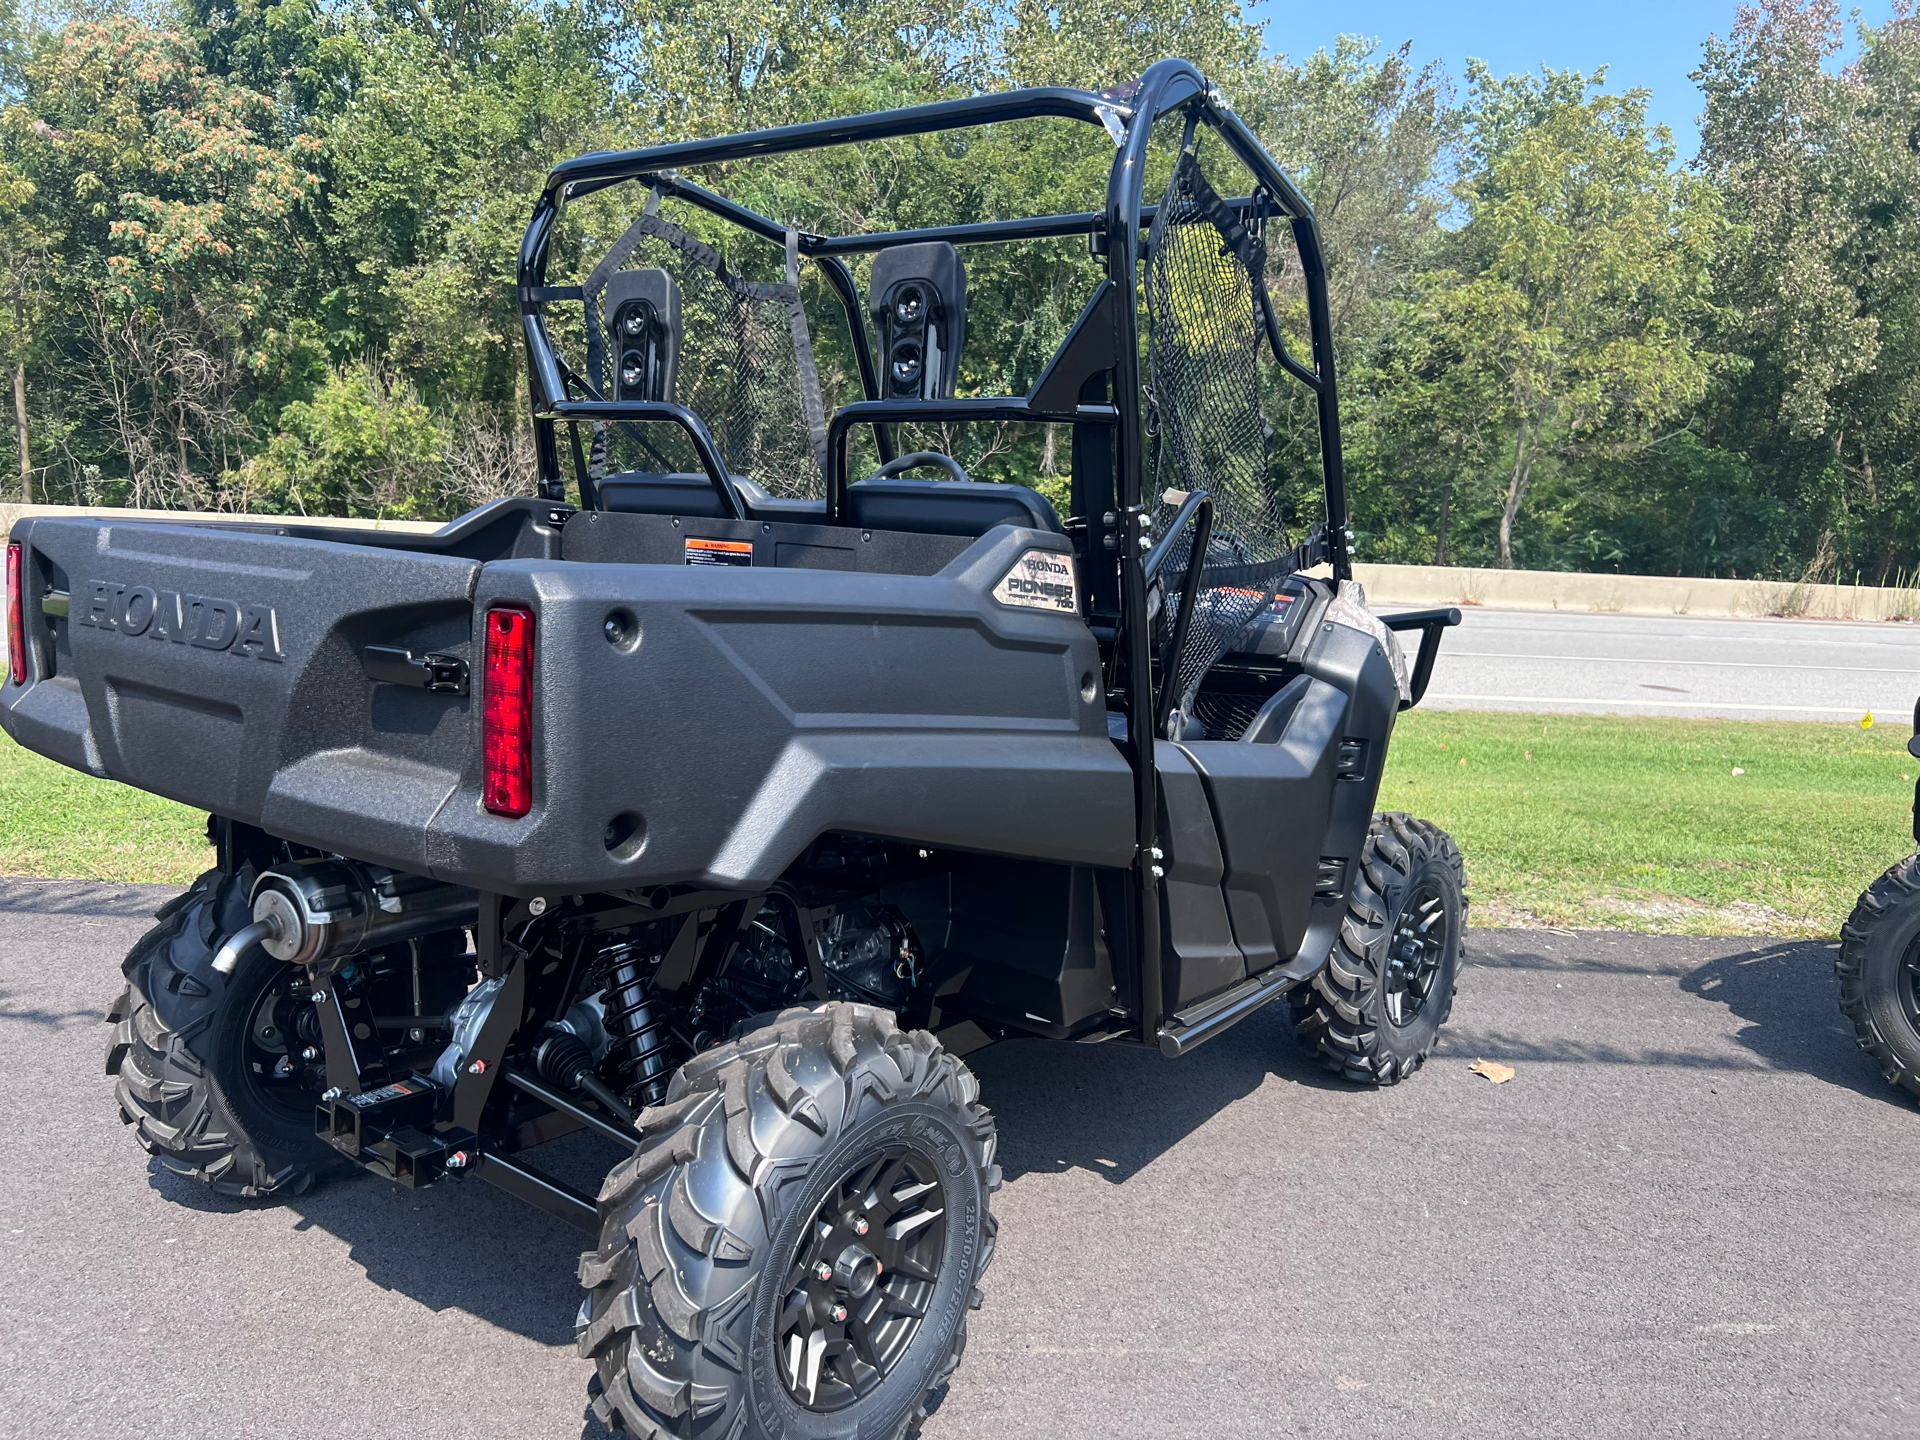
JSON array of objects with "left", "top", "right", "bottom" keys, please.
[
  {"left": 579, "top": 1003, "right": 995, "bottom": 1438},
  {"left": 106, "top": 867, "right": 334, "bottom": 1199},
  {"left": 1290, "top": 812, "right": 1467, "bottom": 1086},
  {"left": 1837, "top": 852, "right": 1920, "bottom": 1100}
]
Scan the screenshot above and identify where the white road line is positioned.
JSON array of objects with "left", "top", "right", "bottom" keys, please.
[
  {"left": 1422, "top": 693, "right": 1868, "bottom": 714},
  {"left": 1444, "top": 651, "right": 1920, "bottom": 675}
]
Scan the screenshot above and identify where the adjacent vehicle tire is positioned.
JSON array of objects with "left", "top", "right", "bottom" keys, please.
[
  {"left": 1837, "top": 854, "right": 1920, "bottom": 1102},
  {"left": 579, "top": 1002, "right": 999, "bottom": 1440},
  {"left": 106, "top": 865, "right": 344, "bottom": 1198},
  {"left": 1291, "top": 811, "right": 1466, "bottom": 1085}
]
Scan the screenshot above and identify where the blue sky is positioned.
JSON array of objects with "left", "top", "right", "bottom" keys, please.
[{"left": 1252, "top": 0, "right": 1897, "bottom": 157}]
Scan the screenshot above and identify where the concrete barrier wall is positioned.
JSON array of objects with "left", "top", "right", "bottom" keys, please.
[{"left": 1352, "top": 561, "right": 1920, "bottom": 622}]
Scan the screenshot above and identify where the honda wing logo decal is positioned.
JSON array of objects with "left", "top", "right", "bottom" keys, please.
[{"left": 76, "top": 580, "right": 284, "bottom": 662}]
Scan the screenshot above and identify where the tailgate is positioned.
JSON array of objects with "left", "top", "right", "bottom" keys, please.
[{"left": 3, "top": 517, "right": 479, "bottom": 872}]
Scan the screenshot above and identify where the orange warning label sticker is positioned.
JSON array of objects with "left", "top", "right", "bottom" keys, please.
[{"left": 684, "top": 537, "right": 754, "bottom": 567}]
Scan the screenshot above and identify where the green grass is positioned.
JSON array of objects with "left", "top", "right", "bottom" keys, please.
[
  {"left": 4, "top": 712, "right": 1914, "bottom": 935},
  {"left": 1386, "top": 709, "right": 1915, "bottom": 936},
  {"left": 1, "top": 731, "right": 211, "bottom": 883}
]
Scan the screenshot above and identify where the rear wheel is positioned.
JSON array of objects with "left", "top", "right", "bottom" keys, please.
[
  {"left": 1291, "top": 812, "right": 1466, "bottom": 1085},
  {"left": 1837, "top": 854, "right": 1920, "bottom": 1101},
  {"left": 578, "top": 1002, "right": 999, "bottom": 1439},
  {"left": 106, "top": 867, "right": 343, "bottom": 1198}
]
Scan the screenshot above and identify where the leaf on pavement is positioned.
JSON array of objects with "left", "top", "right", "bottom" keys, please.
[{"left": 1469, "top": 1058, "right": 1515, "bottom": 1084}]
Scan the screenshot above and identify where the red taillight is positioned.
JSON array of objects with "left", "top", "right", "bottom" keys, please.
[
  {"left": 5, "top": 542, "right": 24, "bottom": 688},
  {"left": 481, "top": 604, "right": 534, "bottom": 817}
]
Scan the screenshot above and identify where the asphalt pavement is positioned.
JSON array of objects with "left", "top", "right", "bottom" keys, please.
[
  {"left": 3, "top": 878, "right": 1917, "bottom": 1438},
  {"left": 1420, "top": 607, "right": 1920, "bottom": 721}
]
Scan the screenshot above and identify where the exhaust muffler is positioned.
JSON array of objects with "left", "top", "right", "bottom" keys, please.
[{"left": 212, "top": 858, "right": 478, "bottom": 975}]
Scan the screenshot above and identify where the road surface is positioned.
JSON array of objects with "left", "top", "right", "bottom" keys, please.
[
  {"left": 2, "top": 878, "right": 1915, "bottom": 1438},
  {"left": 1419, "top": 608, "right": 1920, "bottom": 722}
]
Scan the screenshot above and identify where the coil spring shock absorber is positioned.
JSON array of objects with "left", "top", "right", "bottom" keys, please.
[{"left": 601, "top": 941, "right": 676, "bottom": 1108}]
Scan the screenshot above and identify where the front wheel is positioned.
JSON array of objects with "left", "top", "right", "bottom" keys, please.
[
  {"left": 1837, "top": 854, "right": 1920, "bottom": 1101},
  {"left": 1291, "top": 812, "right": 1467, "bottom": 1085},
  {"left": 578, "top": 1002, "right": 999, "bottom": 1439}
]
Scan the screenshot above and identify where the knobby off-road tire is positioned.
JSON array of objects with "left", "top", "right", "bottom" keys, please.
[
  {"left": 105, "top": 865, "right": 344, "bottom": 1197},
  {"left": 578, "top": 1002, "right": 1000, "bottom": 1440},
  {"left": 1291, "top": 812, "right": 1467, "bottom": 1085},
  {"left": 1837, "top": 853, "right": 1920, "bottom": 1101}
]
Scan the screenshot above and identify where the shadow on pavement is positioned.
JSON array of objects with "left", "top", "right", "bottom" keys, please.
[
  {"left": 121, "top": 927, "right": 1905, "bottom": 1372},
  {"left": 145, "top": 1130, "right": 629, "bottom": 1354},
  {"left": 1464, "top": 936, "right": 1697, "bottom": 977},
  {"left": 134, "top": 1014, "right": 1342, "bottom": 1361},
  {"left": 0, "top": 983, "right": 103, "bottom": 1030},
  {"left": 1450, "top": 930, "right": 1900, "bottom": 1102},
  {"left": 1429, "top": 1026, "right": 1785, "bottom": 1071},
  {"left": 1678, "top": 936, "right": 1898, "bottom": 1104},
  {"left": 974, "top": 1007, "right": 1347, "bottom": 1187}
]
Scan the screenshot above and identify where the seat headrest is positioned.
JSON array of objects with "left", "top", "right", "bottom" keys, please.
[
  {"left": 598, "top": 471, "right": 747, "bottom": 519},
  {"left": 844, "top": 478, "right": 1062, "bottom": 539}
]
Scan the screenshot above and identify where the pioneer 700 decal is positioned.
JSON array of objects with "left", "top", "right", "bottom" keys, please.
[{"left": 992, "top": 550, "right": 1079, "bottom": 614}]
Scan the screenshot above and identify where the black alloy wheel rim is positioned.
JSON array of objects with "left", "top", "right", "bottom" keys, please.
[
  {"left": 242, "top": 975, "right": 325, "bottom": 1121},
  {"left": 1385, "top": 880, "right": 1448, "bottom": 1028},
  {"left": 777, "top": 1145, "right": 947, "bottom": 1411},
  {"left": 1900, "top": 938, "right": 1920, "bottom": 1036}
]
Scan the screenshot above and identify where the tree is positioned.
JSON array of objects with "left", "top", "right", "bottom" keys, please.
[
  {"left": 0, "top": 147, "right": 55, "bottom": 500},
  {"left": 1695, "top": 0, "right": 1920, "bottom": 580},
  {"left": 7, "top": 14, "right": 321, "bottom": 505},
  {"left": 1437, "top": 71, "right": 1722, "bottom": 567}
]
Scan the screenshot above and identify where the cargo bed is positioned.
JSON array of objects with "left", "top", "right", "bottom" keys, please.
[{"left": 4, "top": 499, "right": 1131, "bottom": 895}]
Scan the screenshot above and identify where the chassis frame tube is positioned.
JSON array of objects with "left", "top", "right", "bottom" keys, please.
[
  {"left": 501, "top": 1064, "right": 642, "bottom": 1152},
  {"left": 471, "top": 1151, "right": 600, "bottom": 1233}
]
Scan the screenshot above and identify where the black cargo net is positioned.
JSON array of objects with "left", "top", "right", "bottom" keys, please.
[
  {"left": 1144, "top": 141, "right": 1304, "bottom": 737},
  {"left": 584, "top": 206, "right": 828, "bottom": 499}
]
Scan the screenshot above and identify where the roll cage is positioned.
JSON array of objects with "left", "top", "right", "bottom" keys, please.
[{"left": 513, "top": 56, "right": 1356, "bottom": 1048}]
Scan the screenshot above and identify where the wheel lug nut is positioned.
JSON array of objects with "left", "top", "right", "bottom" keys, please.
[
  {"left": 853, "top": 1218, "right": 869, "bottom": 1236},
  {"left": 815, "top": 1263, "right": 833, "bottom": 1281},
  {"left": 830, "top": 1304, "right": 848, "bottom": 1322}
]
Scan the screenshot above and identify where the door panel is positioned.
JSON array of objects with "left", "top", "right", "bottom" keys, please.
[
  {"left": 1178, "top": 677, "right": 1348, "bottom": 973},
  {"left": 1155, "top": 742, "right": 1246, "bottom": 1008}
]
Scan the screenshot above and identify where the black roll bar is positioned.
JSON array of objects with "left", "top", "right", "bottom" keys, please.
[
  {"left": 514, "top": 58, "right": 1358, "bottom": 1049},
  {"left": 545, "top": 88, "right": 1123, "bottom": 195},
  {"left": 803, "top": 197, "right": 1274, "bottom": 258},
  {"left": 1105, "top": 58, "right": 1194, "bottom": 1044},
  {"left": 541, "top": 400, "right": 745, "bottom": 518},
  {"left": 815, "top": 255, "right": 895, "bottom": 465},
  {"left": 823, "top": 397, "right": 1090, "bottom": 522}
]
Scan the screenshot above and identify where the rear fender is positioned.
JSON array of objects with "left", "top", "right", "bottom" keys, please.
[{"left": 428, "top": 524, "right": 1134, "bottom": 892}]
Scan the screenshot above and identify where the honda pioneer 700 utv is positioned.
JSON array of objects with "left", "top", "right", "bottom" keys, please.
[{"left": 2, "top": 59, "right": 1466, "bottom": 1438}]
